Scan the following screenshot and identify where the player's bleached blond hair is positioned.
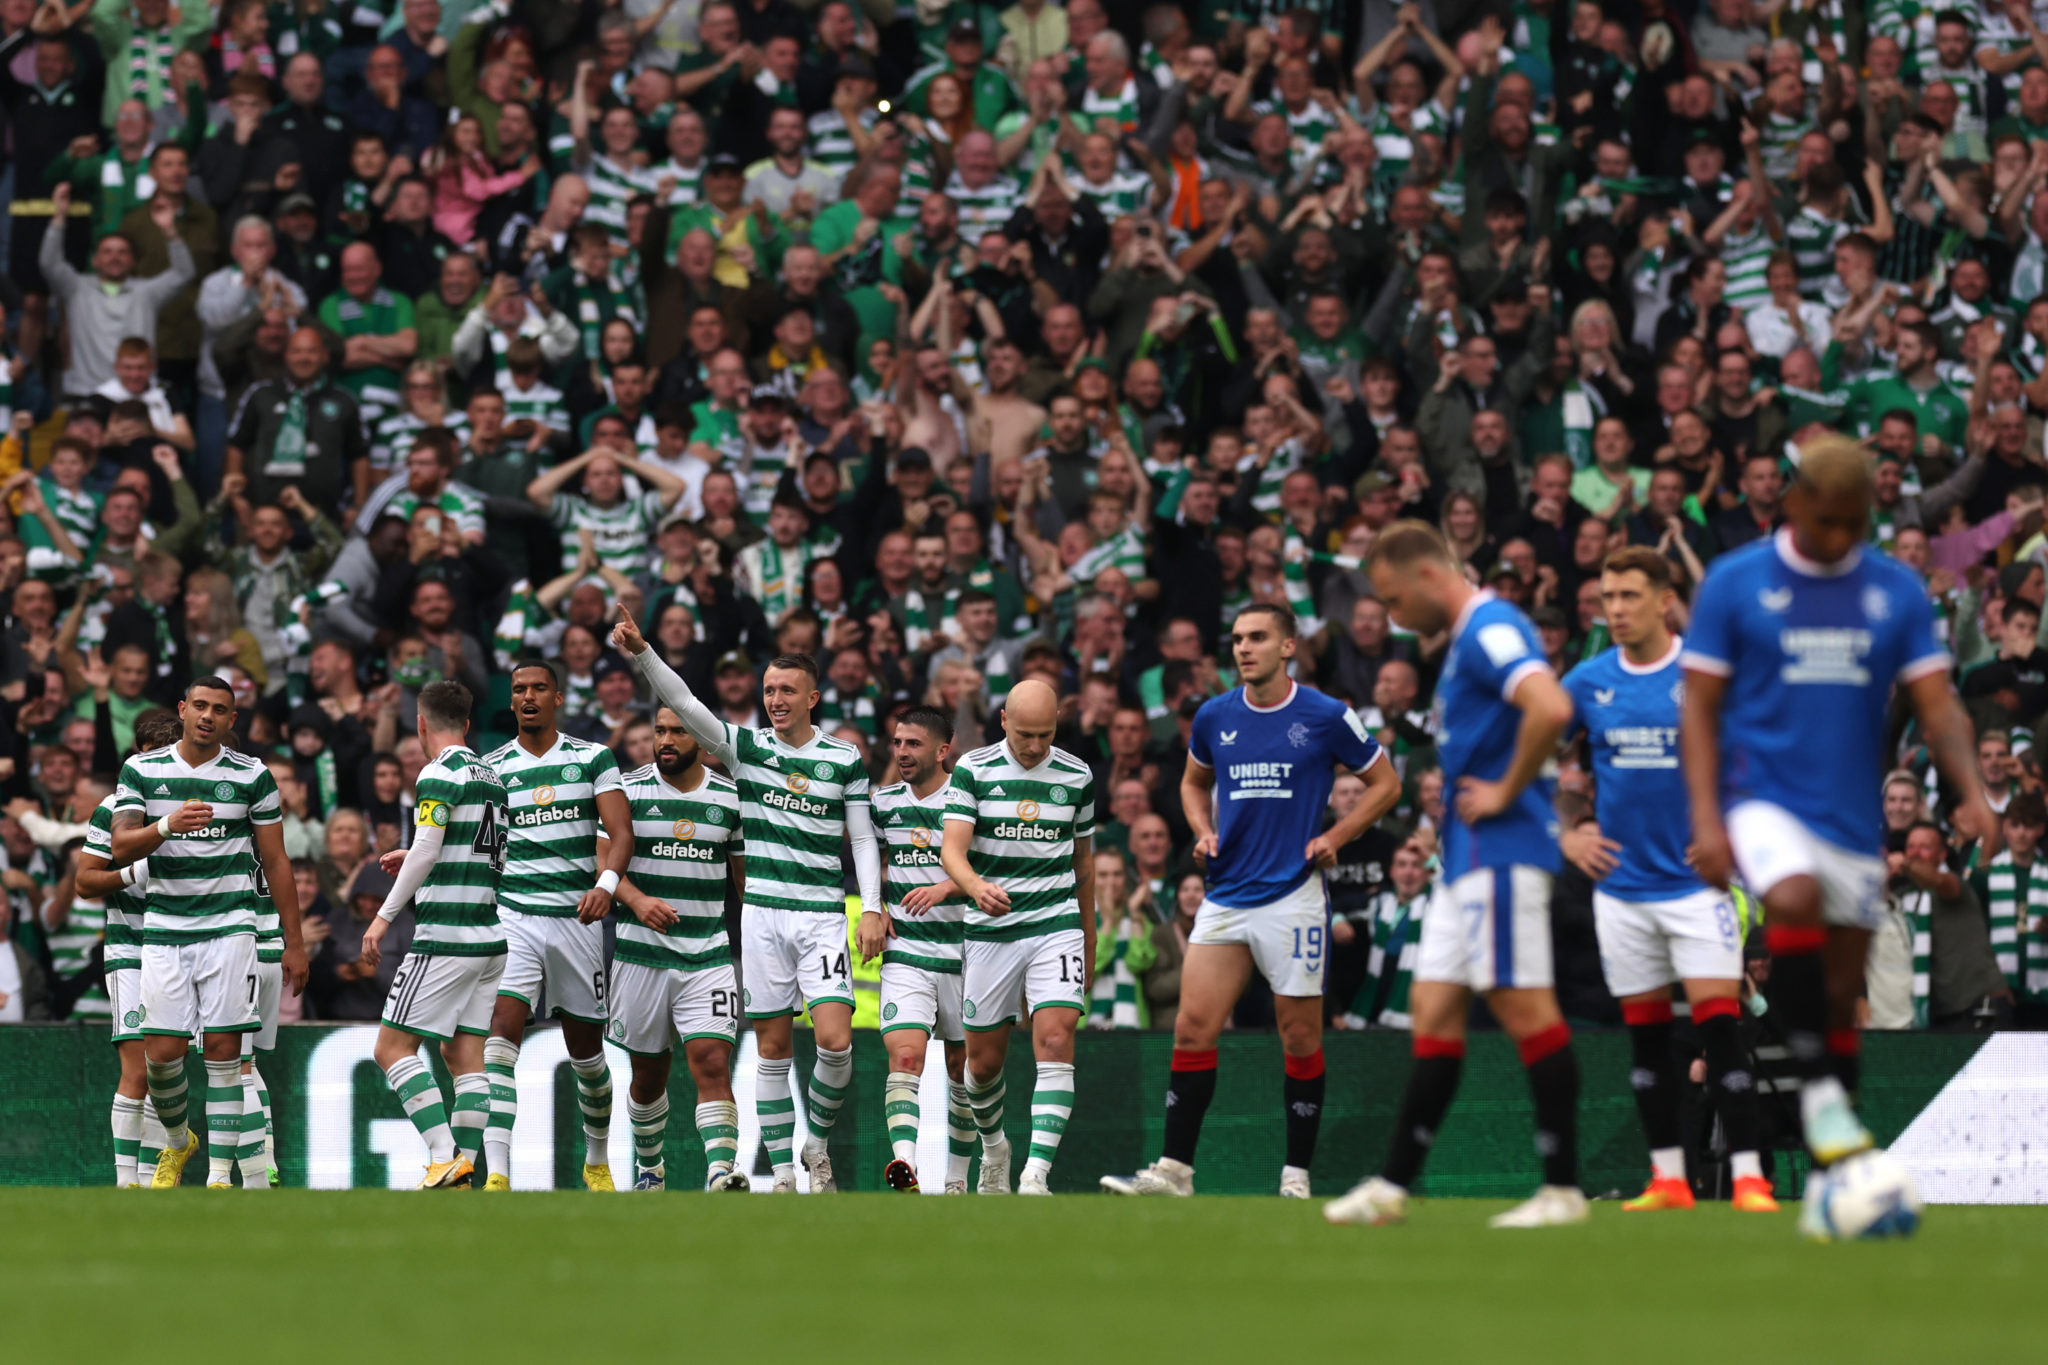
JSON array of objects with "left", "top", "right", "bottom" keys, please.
[
  {"left": 1368, "top": 519, "right": 1456, "bottom": 571},
  {"left": 1794, "top": 434, "right": 1874, "bottom": 497}
]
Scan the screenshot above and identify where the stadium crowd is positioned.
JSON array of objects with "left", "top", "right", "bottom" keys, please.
[{"left": 0, "top": 0, "right": 2038, "bottom": 1042}]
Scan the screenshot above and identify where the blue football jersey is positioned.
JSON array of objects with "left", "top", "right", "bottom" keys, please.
[
  {"left": 1433, "top": 592, "right": 1561, "bottom": 878},
  {"left": 1682, "top": 530, "right": 1947, "bottom": 855},
  {"left": 1563, "top": 639, "right": 1702, "bottom": 901},
  {"left": 1187, "top": 682, "right": 1383, "bottom": 907}
]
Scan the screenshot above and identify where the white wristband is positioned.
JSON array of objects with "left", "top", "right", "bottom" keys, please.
[
  {"left": 155, "top": 814, "right": 172, "bottom": 839},
  {"left": 123, "top": 856, "right": 150, "bottom": 889},
  {"left": 597, "top": 869, "right": 621, "bottom": 895}
]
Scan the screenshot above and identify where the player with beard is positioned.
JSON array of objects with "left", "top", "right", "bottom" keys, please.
[
  {"left": 870, "top": 705, "right": 982, "bottom": 1193},
  {"left": 612, "top": 707, "right": 750, "bottom": 1191},
  {"left": 112, "top": 677, "right": 307, "bottom": 1188}
]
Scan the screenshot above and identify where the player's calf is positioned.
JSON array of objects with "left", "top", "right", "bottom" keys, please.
[
  {"left": 1617, "top": 994, "right": 1688, "bottom": 1209},
  {"left": 1689, "top": 992, "right": 1774, "bottom": 1208},
  {"left": 1276, "top": 996, "right": 1325, "bottom": 1194},
  {"left": 883, "top": 1031, "right": 928, "bottom": 1189}
]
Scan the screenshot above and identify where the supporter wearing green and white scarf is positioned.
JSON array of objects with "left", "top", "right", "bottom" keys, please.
[
  {"left": 89, "top": 0, "right": 210, "bottom": 126},
  {"left": 1968, "top": 794, "right": 2048, "bottom": 1000}
]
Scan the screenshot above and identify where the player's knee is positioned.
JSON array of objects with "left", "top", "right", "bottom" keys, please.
[
  {"left": 1033, "top": 1020, "right": 1075, "bottom": 1060},
  {"left": 1765, "top": 876, "right": 1823, "bottom": 926},
  {"left": 1171, "top": 1013, "right": 1222, "bottom": 1051},
  {"left": 964, "top": 1037, "right": 1003, "bottom": 1077},
  {"left": 1277, "top": 1018, "right": 1321, "bottom": 1057}
]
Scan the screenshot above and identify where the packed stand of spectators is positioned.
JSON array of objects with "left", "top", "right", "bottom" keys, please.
[{"left": 0, "top": 0, "right": 2039, "bottom": 1039}]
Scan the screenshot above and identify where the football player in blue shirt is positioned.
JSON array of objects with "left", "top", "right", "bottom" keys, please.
[
  {"left": 1562, "top": 546, "right": 1774, "bottom": 1215},
  {"left": 1682, "top": 437, "right": 1998, "bottom": 1228},
  {"left": 1326, "top": 523, "right": 1588, "bottom": 1230},
  {"left": 1102, "top": 603, "right": 1399, "bottom": 1199}
]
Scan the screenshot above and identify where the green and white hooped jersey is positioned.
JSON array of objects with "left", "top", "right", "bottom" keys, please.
[
  {"left": 409, "top": 745, "right": 509, "bottom": 957},
  {"left": 943, "top": 741, "right": 1095, "bottom": 940},
  {"left": 698, "top": 722, "right": 868, "bottom": 914},
  {"left": 1071, "top": 169, "right": 1154, "bottom": 221},
  {"left": 943, "top": 170, "right": 1022, "bottom": 241},
  {"left": 481, "top": 734, "right": 623, "bottom": 918},
  {"left": 1785, "top": 206, "right": 1848, "bottom": 300},
  {"left": 387, "top": 485, "right": 486, "bottom": 541},
  {"left": 1079, "top": 76, "right": 1140, "bottom": 133},
  {"left": 369, "top": 408, "right": 470, "bottom": 476},
  {"left": 1252, "top": 98, "right": 1339, "bottom": 175},
  {"left": 807, "top": 107, "right": 875, "bottom": 178},
  {"left": 1241, "top": 438, "right": 1307, "bottom": 515},
  {"left": 615, "top": 764, "right": 739, "bottom": 972},
  {"left": 85, "top": 797, "right": 146, "bottom": 972},
  {"left": 497, "top": 376, "right": 570, "bottom": 434},
  {"left": 1068, "top": 524, "right": 1146, "bottom": 586},
  {"left": 548, "top": 490, "right": 667, "bottom": 578},
  {"left": 872, "top": 780, "right": 966, "bottom": 975},
  {"left": 1720, "top": 222, "right": 1775, "bottom": 313},
  {"left": 583, "top": 154, "right": 664, "bottom": 239},
  {"left": 114, "top": 746, "right": 281, "bottom": 943},
  {"left": 1359, "top": 98, "right": 1449, "bottom": 194},
  {"left": 45, "top": 882, "right": 104, "bottom": 982}
]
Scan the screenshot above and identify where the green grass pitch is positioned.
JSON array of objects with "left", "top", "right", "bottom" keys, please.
[{"left": 6, "top": 1190, "right": 2047, "bottom": 1362}]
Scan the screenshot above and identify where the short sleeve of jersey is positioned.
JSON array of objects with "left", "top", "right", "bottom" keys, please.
[
  {"left": 1560, "top": 666, "right": 1591, "bottom": 745},
  {"left": 84, "top": 806, "right": 112, "bottom": 857},
  {"left": 843, "top": 769, "right": 871, "bottom": 805},
  {"left": 1187, "top": 705, "right": 1215, "bottom": 769},
  {"left": 1893, "top": 573, "right": 1950, "bottom": 682},
  {"left": 590, "top": 747, "right": 624, "bottom": 794},
  {"left": 639, "top": 491, "right": 666, "bottom": 524},
  {"left": 549, "top": 494, "right": 580, "bottom": 530},
  {"left": 1329, "top": 705, "right": 1383, "bottom": 772},
  {"left": 113, "top": 759, "right": 144, "bottom": 815},
  {"left": 414, "top": 766, "right": 458, "bottom": 826},
  {"left": 943, "top": 764, "right": 980, "bottom": 824},
  {"left": 1468, "top": 605, "right": 1547, "bottom": 701},
  {"left": 1681, "top": 565, "right": 1736, "bottom": 677},
  {"left": 247, "top": 767, "right": 283, "bottom": 824},
  {"left": 1072, "top": 773, "right": 1096, "bottom": 840}
]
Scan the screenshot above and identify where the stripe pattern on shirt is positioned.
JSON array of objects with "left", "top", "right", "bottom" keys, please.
[
  {"left": 481, "top": 734, "right": 623, "bottom": 918},
  {"left": 616, "top": 764, "right": 739, "bottom": 970},
  {"left": 113, "top": 747, "right": 281, "bottom": 943},
  {"left": 409, "top": 744, "right": 509, "bottom": 956},
  {"left": 943, "top": 742, "right": 1094, "bottom": 940},
  {"left": 874, "top": 780, "right": 967, "bottom": 974}
]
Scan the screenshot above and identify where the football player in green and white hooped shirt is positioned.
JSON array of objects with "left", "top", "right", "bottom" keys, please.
[
  {"left": 111, "top": 677, "right": 306, "bottom": 1189},
  {"left": 613, "top": 605, "right": 886, "bottom": 1194},
  {"left": 73, "top": 714, "right": 184, "bottom": 1186},
  {"left": 872, "top": 706, "right": 983, "bottom": 1194},
  {"left": 939, "top": 679, "right": 1097, "bottom": 1195},
  {"left": 525, "top": 445, "right": 690, "bottom": 582},
  {"left": 358, "top": 680, "right": 510, "bottom": 1189},
  {"left": 612, "top": 707, "right": 750, "bottom": 1192},
  {"left": 478, "top": 662, "right": 633, "bottom": 1190}
]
